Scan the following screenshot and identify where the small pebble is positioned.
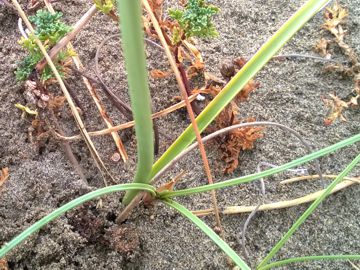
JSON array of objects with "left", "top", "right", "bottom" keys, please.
[
  {"left": 111, "top": 152, "right": 121, "bottom": 162},
  {"left": 40, "top": 94, "right": 50, "bottom": 102}
]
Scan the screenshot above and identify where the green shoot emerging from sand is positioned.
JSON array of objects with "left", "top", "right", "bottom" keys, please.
[
  {"left": 169, "top": 0, "right": 219, "bottom": 44},
  {"left": 16, "top": 10, "right": 73, "bottom": 82}
]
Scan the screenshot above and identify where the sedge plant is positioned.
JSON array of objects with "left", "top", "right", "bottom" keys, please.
[{"left": 2, "top": 0, "right": 360, "bottom": 269}]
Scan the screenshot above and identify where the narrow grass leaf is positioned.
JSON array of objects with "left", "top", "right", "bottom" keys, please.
[
  {"left": 257, "top": 152, "right": 360, "bottom": 269},
  {"left": 0, "top": 183, "right": 155, "bottom": 258},
  {"left": 159, "top": 134, "right": 360, "bottom": 198},
  {"left": 151, "top": 0, "right": 330, "bottom": 178},
  {"left": 163, "top": 199, "right": 251, "bottom": 270},
  {"left": 258, "top": 255, "right": 360, "bottom": 270}
]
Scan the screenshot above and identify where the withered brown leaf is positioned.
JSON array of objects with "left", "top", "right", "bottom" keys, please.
[
  {"left": 220, "top": 117, "right": 264, "bottom": 174},
  {"left": 0, "top": 168, "right": 9, "bottom": 188},
  {"left": 150, "top": 69, "right": 171, "bottom": 79},
  {"left": 322, "top": 93, "right": 348, "bottom": 125}
]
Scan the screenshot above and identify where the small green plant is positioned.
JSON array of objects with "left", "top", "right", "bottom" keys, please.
[
  {"left": 93, "top": 0, "right": 114, "bottom": 14},
  {"left": 169, "top": 0, "right": 219, "bottom": 44},
  {"left": 16, "top": 10, "right": 73, "bottom": 82},
  {"left": 93, "top": 0, "right": 118, "bottom": 21}
]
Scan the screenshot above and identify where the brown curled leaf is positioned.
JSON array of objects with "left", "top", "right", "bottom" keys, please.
[
  {"left": 221, "top": 117, "right": 264, "bottom": 174},
  {"left": 48, "top": 95, "right": 66, "bottom": 110},
  {"left": 322, "top": 93, "right": 349, "bottom": 125},
  {"left": 0, "top": 168, "right": 9, "bottom": 187},
  {"left": 236, "top": 79, "right": 260, "bottom": 102},
  {"left": 150, "top": 69, "right": 171, "bottom": 79}
]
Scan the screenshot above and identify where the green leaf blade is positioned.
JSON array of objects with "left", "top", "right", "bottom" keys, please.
[
  {"left": 258, "top": 152, "right": 360, "bottom": 268},
  {"left": 163, "top": 199, "right": 251, "bottom": 270},
  {"left": 0, "top": 183, "right": 155, "bottom": 258},
  {"left": 151, "top": 0, "right": 330, "bottom": 179}
]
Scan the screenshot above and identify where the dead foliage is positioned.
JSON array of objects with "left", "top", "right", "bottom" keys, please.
[
  {"left": 0, "top": 259, "right": 8, "bottom": 270},
  {"left": 150, "top": 69, "right": 172, "bottom": 79},
  {"left": 67, "top": 202, "right": 105, "bottom": 243},
  {"left": 104, "top": 225, "right": 140, "bottom": 256},
  {"left": 67, "top": 202, "right": 140, "bottom": 257},
  {"left": 315, "top": 2, "right": 359, "bottom": 125},
  {"left": 197, "top": 57, "right": 263, "bottom": 174},
  {"left": 322, "top": 93, "right": 348, "bottom": 125},
  {"left": 48, "top": 95, "right": 66, "bottom": 110},
  {"left": 0, "top": 168, "right": 9, "bottom": 188},
  {"left": 147, "top": 0, "right": 164, "bottom": 18},
  {"left": 220, "top": 117, "right": 264, "bottom": 174}
]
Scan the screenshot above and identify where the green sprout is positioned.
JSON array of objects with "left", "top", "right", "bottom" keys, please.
[
  {"left": 29, "top": 10, "right": 71, "bottom": 45},
  {"left": 169, "top": 0, "right": 219, "bottom": 43},
  {"left": 93, "top": 0, "right": 115, "bottom": 14},
  {"left": 15, "top": 10, "right": 73, "bottom": 82}
]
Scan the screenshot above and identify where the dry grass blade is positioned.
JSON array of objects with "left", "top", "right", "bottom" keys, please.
[
  {"left": 36, "top": 4, "right": 98, "bottom": 72},
  {"left": 43, "top": 1, "right": 128, "bottom": 162},
  {"left": 142, "top": 0, "right": 223, "bottom": 235},
  {"left": 0, "top": 168, "right": 9, "bottom": 188},
  {"left": 54, "top": 94, "right": 198, "bottom": 141},
  {"left": 348, "top": 260, "right": 360, "bottom": 270},
  {"left": 280, "top": 174, "right": 360, "bottom": 184},
  {"left": 192, "top": 175, "right": 358, "bottom": 216},
  {"left": 44, "top": 0, "right": 128, "bottom": 162},
  {"left": 11, "top": 0, "right": 114, "bottom": 185}
]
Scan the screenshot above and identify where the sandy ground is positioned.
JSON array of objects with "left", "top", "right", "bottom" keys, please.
[{"left": 0, "top": 0, "right": 359, "bottom": 269}]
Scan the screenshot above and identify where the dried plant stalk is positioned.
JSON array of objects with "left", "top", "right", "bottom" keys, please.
[
  {"left": 143, "top": 0, "right": 223, "bottom": 234},
  {"left": 54, "top": 94, "right": 198, "bottom": 141},
  {"left": 11, "top": 0, "right": 113, "bottom": 185},
  {"left": 36, "top": 5, "right": 98, "bottom": 71},
  {"left": 193, "top": 175, "right": 358, "bottom": 216},
  {"left": 43, "top": 1, "right": 128, "bottom": 162}
]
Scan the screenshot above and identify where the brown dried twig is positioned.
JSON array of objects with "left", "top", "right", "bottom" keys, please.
[
  {"left": 43, "top": 0, "right": 128, "bottom": 162},
  {"left": 36, "top": 4, "right": 98, "bottom": 72},
  {"left": 11, "top": 0, "right": 114, "bottom": 185},
  {"left": 142, "top": 0, "right": 223, "bottom": 236},
  {"left": 53, "top": 94, "right": 198, "bottom": 141}
]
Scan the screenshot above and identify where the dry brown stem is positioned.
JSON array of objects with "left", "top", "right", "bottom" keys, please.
[
  {"left": 193, "top": 175, "right": 358, "bottom": 216},
  {"left": 43, "top": 1, "right": 128, "bottom": 162},
  {"left": 11, "top": 0, "right": 114, "bottom": 185},
  {"left": 142, "top": 0, "right": 223, "bottom": 240},
  {"left": 54, "top": 94, "right": 198, "bottom": 141},
  {"left": 36, "top": 4, "right": 98, "bottom": 72}
]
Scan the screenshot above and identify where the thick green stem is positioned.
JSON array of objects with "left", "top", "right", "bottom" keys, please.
[{"left": 116, "top": 0, "right": 154, "bottom": 204}]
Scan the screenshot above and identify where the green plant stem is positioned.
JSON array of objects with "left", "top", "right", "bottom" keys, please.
[
  {"left": 159, "top": 134, "right": 360, "bottom": 198},
  {"left": 116, "top": 0, "right": 154, "bottom": 204},
  {"left": 0, "top": 183, "right": 155, "bottom": 258},
  {"left": 150, "top": 0, "right": 330, "bottom": 179},
  {"left": 163, "top": 199, "right": 251, "bottom": 270},
  {"left": 258, "top": 255, "right": 360, "bottom": 270},
  {"left": 257, "top": 152, "right": 360, "bottom": 269}
]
